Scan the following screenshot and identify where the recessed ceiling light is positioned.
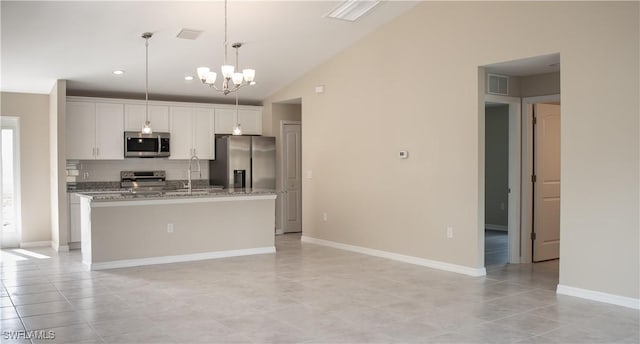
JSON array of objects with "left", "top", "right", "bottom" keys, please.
[
  {"left": 112, "top": 70, "right": 125, "bottom": 75},
  {"left": 325, "top": 0, "right": 381, "bottom": 22},
  {"left": 184, "top": 76, "right": 194, "bottom": 81}
]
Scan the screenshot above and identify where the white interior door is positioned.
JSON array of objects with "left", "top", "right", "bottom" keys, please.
[
  {"left": 283, "top": 123, "right": 302, "bottom": 233},
  {"left": 533, "top": 103, "right": 561, "bottom": 262}
]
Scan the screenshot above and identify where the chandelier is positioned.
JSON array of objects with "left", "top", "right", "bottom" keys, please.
[{"left": 196, "top": 0, "right": 256, "bottom": 95}]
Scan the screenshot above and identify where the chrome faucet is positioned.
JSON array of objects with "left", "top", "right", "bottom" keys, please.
[{"left": 185, "top": 155, "right": 201, "bottom": 194}]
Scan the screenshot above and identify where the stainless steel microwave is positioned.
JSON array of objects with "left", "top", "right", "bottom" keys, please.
[{"left": 124, "top": 132, "right": 170, "bottom": 158}]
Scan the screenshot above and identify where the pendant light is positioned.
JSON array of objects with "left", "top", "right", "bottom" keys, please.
[
  {"left": 141, "top": 32, "right": 153, "bottom": 134},
  {"left": 232, "top": 91, "right": 242, "bottom": 135}
]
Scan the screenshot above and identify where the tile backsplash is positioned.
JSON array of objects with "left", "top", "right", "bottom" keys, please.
[{"left": 70, "top": 159, "right": 210, "bottom": 182}]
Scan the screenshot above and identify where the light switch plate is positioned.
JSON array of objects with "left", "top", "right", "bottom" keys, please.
[{"left": 399, "top": 151, "right": 409, "bottom": 159}]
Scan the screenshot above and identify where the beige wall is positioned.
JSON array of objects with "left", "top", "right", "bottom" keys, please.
[
  {"left": 521, "top": 72, "right": 561, "bottom": 97},
  {"left": 263, "top": 2, "right": 639, "bottom": 299},
  {"left": 266, "top": 103, "right": 302, "bottom": 231},
  {"left": 49, "top": 80, "right": 68, "bottom": 250},
  {"left": 485, "top": 105, "right": 509, "bottom": 228},
  {"left": 1, "top": 92, "right": 52, "bottom": 243}
]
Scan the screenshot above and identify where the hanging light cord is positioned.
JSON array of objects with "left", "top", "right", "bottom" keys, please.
[
  {"left": 223, "top": 0, "right": 228, "bottom": 66},
  {"left": 145, "top": 34, "right": 149, "bottom": 123},
  {"left": 235, "top": 90, "right": 239, "bottom": 117}
]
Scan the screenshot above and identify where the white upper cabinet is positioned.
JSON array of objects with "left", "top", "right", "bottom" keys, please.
[
  {"left": 66, "top": 102, "right": 96, "bottom": 160},
  {"left": 214, "top": 108, "right": 262, "bottom": 135},
  {"left": 124, "top": 104, "right": 170, "bottom": 132},
  {"left": 237, "top": 109, "right": 262, "bottom": 135},
  {"left": 169, "top": 106, "right": 215, "bottom": 160},
  {"left": 95, "top": 103, "right": 124, "bottom": 159},
  {"left": 66, "top": 97, "right": 261, "bottom": 161},
  {"left": 214, "top": 108, "right": 236, "bottom": 134},
  {"left": 66, "top": 101, "right": 124, "bottom": 160},
  {"left": 169, "top": 107, "right": 193, "bottom": 160},
  {"left": 193, "top": 108, "right": 215, "bottom": 159}
]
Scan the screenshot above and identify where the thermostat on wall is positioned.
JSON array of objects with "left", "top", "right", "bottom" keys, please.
[{"left": 399, "top": 151, "right": 409, "bottom": 159}]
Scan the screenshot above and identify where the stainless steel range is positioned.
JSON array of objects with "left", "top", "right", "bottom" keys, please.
[{"left": 120, "top": 170, "right": 166, "bottom": 192}]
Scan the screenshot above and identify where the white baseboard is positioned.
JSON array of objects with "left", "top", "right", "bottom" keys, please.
[
  {"left": 557, "top": 284, "right": 640, "bottom": 310},
  {"left": 20, "top": 241, "right": 52, "bottom": 248},
  {"left": 68, "top": 242, "right": 81, "bottom": 250},
  {"left": 85, "top": 246, "right": 276, "bottom": 271},
  {"left": 51, "top": 242, "right": 69, "bottom": 252},
  {"left": 485, "top": 224, "right": 508, "bottom": 231},
  {"left": 275, "top": 228, "right": 284, "bottom": 235},
  {"left": 301, "top": 236, "right": 486, "bottom": 277}
]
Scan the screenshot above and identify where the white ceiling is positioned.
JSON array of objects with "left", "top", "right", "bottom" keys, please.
[{"left": 1, "top": 1, "right": 419, "bottom": 104}]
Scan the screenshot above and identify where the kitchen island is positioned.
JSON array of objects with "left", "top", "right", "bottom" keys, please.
[{"left": 78, "top": 189, "right": 277, "bottom": 270}]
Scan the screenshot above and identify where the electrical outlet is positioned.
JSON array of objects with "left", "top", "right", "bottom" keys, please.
[
  {"left": 306, "top": 170, "right": 313, "bottom": 179},
  {"left": 446, "top": 227, "right": 453, "bottom": 239},
  {"left": 167, "top": 223, "right": 174, "bottom": 233},
  {"left": 322, "top": 212, "right": 328, "bottom": 221}
]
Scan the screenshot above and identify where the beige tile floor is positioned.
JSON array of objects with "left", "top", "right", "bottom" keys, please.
[{"left": 0, "top": 234, "right": 638, "bottom": 343}]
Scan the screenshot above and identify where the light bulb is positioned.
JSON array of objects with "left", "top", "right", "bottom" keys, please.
[
  {"left": 196, "top": 67, "right": 210, "bottom": 81},
  {"left": 221, "top": 65, "right": 234, "bottom": 78},
  {"left": 232, "top": 124, "right": 242, "bottom": 136},
  {"left": 232, "top": 73, "right": 244, "bottom": 85},
  {"left": 242, "top": 69, "right": 255, "bottom": 82},
  {"left": 142, "top": 121, "right": 152, "bottom": 134},
  {"left": 205, "top": 71, "right": 217, "bottom": 84}
]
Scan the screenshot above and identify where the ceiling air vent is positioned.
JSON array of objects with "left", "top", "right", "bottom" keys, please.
[
  {"left": 176, "top": 29, "right": 202, "bottom": 40},
  {"left": 487, "top": 73, "right": 509, "bottom": 95}
]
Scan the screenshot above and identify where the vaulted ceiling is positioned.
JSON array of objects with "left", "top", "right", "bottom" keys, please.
[{"left": 1, "top": 1, "right": 419, "bottom": 104}]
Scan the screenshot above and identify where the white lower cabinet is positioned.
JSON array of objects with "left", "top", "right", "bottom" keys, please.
[
  {"left": 169, "top": 106, "right": 215, "bottom": 160},
  {"left": 124, "top": 104, "right": 170, "bottom": 132},
  {"left": 214, "top": 108, "right": 262, "bottom": 135},
  {"left": 69, "top": 193, "right": 81, "bottom": 243}
]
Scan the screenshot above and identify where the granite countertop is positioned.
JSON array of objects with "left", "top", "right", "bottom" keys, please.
[
  {"left": 68, "top": 180, "right": 211, "bottom": 192},
  {"left": 77, "top": 188, "right": 277, "bottom": 202}
]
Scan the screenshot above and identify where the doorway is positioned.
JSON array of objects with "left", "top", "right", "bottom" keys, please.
[
  {"left": 484, "top": 95, "right": 521, "bottom": 266},
  {"left": 484, "top": 103, "right": 510, "bottom": 266},
  {"left": 1, "top": 117, "right": 21, "bottom": 248}
]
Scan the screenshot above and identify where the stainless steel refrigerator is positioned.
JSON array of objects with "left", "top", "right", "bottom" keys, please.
[{"left": 209, "top": 136, "right": 276, "bottom": 190}]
